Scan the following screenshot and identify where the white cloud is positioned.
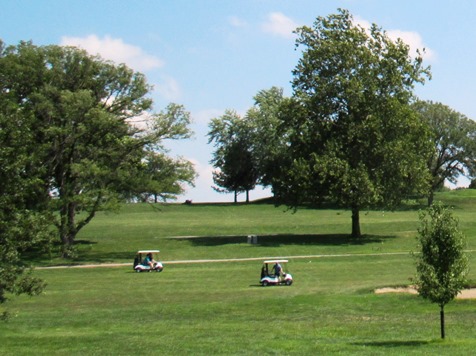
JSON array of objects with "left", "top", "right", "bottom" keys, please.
[
  {"left": 193, "top": 159, "right": 213, "bottom": 182},
  {"left": 60, "top": 34, "right": 164, "bottom": 72},
  {"left": 261, "top": 12, "right": 298, "bottom": 39},
  {"left": 155, "top": 75, "right": 182, "bottom": 102},
  {"left": 191, "top": 107, "right": 248, "bottom": 125},
  {"left": 229, "top": 16, "right": 248, "bottom": 28},
  {"left": 183, "top": 159, "right": 216, "bottom": 201},
  {"left": 61, "top": 35, "right": 185, "bottom": 103},
  {"left": 193, "top": 108, "right": 224, "bottom": 124},
  {"left": 353, "top": 16, "right": 372, "bottom": 31},
  {"left": 126, "top": 112, "right": 152, "bottom": 131},
  {"left": 387, "top": 30, "right": 436, "bottom": 61},
  {"left": 353, "top": 16, "right": 436, "bottom": 62}
]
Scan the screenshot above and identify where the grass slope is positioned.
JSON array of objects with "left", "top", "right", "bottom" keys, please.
[{"left": 2, "top": 190, "right": 476, "bottom": 355}]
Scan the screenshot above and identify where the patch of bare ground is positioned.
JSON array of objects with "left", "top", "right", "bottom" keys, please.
[{"left": 375, "top": 287, "right": 476, "bottom": 299}]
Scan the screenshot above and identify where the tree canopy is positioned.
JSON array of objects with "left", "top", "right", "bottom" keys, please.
[
  {"left": 207, "top": 87, "right": 290, "bottom": 203},
  {"left": 413, "top": 100, "right": 476, "bottom": 205},
  {"left": 272, "top": 9, "right": 432, "bottom": 236},
  {"left": 0, "top": 47, "right": 53, "bottom": 316},
  {"left": 0, "top": 41, "right": 195, "bottom": 257},
  {"left": 245, "top": 87, "right": 289, "bottom": 190},
  {"left": 129, "top": 150, "right": 196, "bottom": 203},
  {"left": 414, "top": 202, "right": 468, "bottom": 339},
  {"left": 208, "top": 110, "right": 259, "bottom": 202}
]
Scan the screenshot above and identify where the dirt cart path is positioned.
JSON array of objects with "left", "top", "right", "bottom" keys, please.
[{"left": 36, "top": 252, "right": 476, "bottom": 299}]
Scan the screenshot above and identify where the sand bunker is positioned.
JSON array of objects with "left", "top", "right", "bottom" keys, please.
[{"left": 375, "top": 287, "right": 476, "bottom": 299}]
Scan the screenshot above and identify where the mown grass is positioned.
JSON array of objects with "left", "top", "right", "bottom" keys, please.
[
  {"left": 2, "top": 189, "right": 476, "bottom": 355},
  {"left": 42, "top": 203, "right": 419, "bottom": 265}
]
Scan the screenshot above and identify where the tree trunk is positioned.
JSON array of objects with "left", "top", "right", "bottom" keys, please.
[
  {"left": 59, "top": 202, "right": 78, "bottom": 258},
  {"left": 428, "top": 190, "right": 434, "bottom": 207},
  {"left": 351, "top": 206, "right": 361, "bottom": 238},
  {"left": 246, "top": 190, "right": 249, "bottom": 203},
  {"left": 59, "top": 206, "right": 70, "bottom": 257},
  {"left": 440, "top": 305, "right": 445, "bottom": 339},
  {"left": 234, "top": 190, "right": 238, "bottom": 203}
]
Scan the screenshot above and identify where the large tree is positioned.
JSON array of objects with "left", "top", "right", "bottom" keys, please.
[
  {"left": 414, "top": 202, "right": 468, "bottom": 339},
  {"left": 413, "top": 100, "right": 476, "bottom": 205},
  {"left": 0, "top": 60, "right": 53, "bottom": 317},
  {"left": 125, "top": 103, "right": 196, "bottom": 203},
  {"left": 0, "top": 41, "right": 194, "bottom": 257},
  {"left": 208, "top": 110, "right": 259, "bottom": 203},
  {"left": 129, "top": 150, "right": 196, "bottom": 203},
  {"left": 207, "top": 88, "right": 289, "bottom": 201},
  {"left": 273, "top": 9, "right": 432, "bottom": 237},
  {"left": 245, "top": 87, "right": 289, "bottom": 190}
]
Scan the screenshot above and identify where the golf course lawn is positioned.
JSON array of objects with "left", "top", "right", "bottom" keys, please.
[{"left": 2, "top": 190, "right": 476, "bottom": 355}]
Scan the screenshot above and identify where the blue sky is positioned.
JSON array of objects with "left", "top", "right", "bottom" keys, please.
[{"left": 2, "top": 0, "right": 474, "bottom": 201}]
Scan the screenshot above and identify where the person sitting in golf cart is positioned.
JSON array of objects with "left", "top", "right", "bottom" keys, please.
[
  {"left": 134, "top": 250, "right": 164, "bottom": 272},
  {"left": 143, "top": 253, "right": 156, "bottom": 268}
]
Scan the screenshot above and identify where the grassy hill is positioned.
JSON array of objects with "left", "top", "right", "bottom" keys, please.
[
  {"left": 56, "top": 189, "right": 476, "bottom": 265},
  {"left": 3, "top": 190, "right": 476, "bottom": 354}
]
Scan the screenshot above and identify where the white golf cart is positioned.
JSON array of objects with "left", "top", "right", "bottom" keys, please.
[
  {"left": 133, "top": 250, "right": 164, "bottom": 272},
  {"left": 260, "top": 259, "right": 293, "bottom": 286}
]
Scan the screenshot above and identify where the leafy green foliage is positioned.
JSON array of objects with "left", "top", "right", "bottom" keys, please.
[
  {"left": 245, "top": 87, "right": 289, "bottom": 188},
  {"left": 413, "top": 100, "right": 476, "bottom": 205},
  {"left": 208, "top": 110, "right": 259, "bottom": 202},
  {"left": 470, "top": 179, "right": 476, "bottom": 189},
  {"left": 0, "top": 41, "right": 194, "bottom": 257},
  {"left": 273, "top": 9, "right": 432, "bottom": 236},
  {"left": 414, "top": 202, "right": 468, "bottom": 338},
  {"left": 0, "top": 209, "right": 51, "bottom": 319},
  {"left": 207, "top": 87, "right": 291, "bottom": 202},
  {"left": 0, "top": 76, "right": 53, "bottom": 316},
  {"left": 415, "top": 202, "right": 468, "bottom": 306},
  {"left": 128, "top": 150, "right": 196, "bottom": 203}
]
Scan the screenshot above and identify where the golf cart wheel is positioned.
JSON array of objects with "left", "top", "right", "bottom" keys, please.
[
  {"left": 285, "top": 280, "right": 292, "bottom": 286},
  {"left": 262, "top": 280, "right": 269, "bottom": 287}
]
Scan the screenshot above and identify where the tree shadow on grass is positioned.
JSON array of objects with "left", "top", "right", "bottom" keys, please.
[
  {"left": 71, "top": 240, "right": 144, "bottom": 263},
  {"left": 27, "top": 239, "right": 136, "bottom": 266},
  {"left": 30, "top": 234, "right": 395, "bottom": 266},
  {"left": 351, "top": 340, "right": 431, "bottom": 348},
  {"left": 78, "top": 251, "right": 135, "bottom": 262},
  {"left": 171, "top": 233, "right": 396, "bottom": 247},
  {"left": 31, "top": 251, "right": 136, "bottom": 267}
]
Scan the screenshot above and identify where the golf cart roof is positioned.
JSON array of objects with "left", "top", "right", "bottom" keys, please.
[
  {"left": 263, "top": 259, "right": 288, "bottom": 264},
  {"left": 137, "top": 250, "right": 160, "bottom": 254}
]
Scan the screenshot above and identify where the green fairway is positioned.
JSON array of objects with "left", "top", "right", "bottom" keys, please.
[
  {"left": 3, "top": 190, "right": 476, "bottom": 354},
  {"left": 41, "top": 205, "right": 420, "bottom": 264}
]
